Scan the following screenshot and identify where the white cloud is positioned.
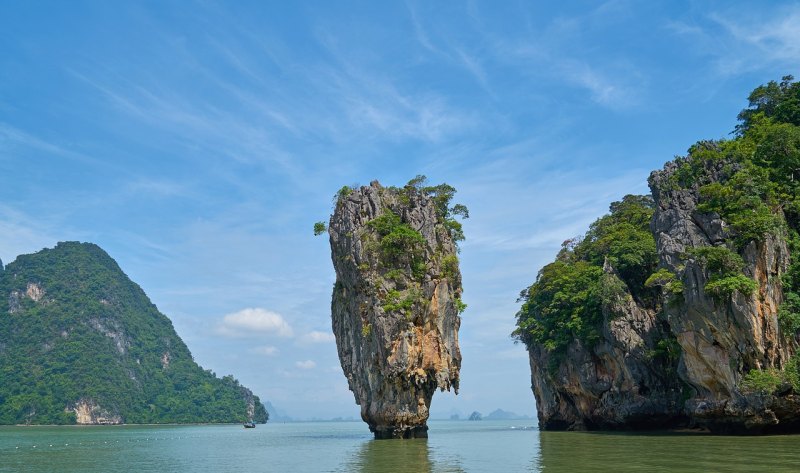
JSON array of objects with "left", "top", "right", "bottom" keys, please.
[
  {"left": 300, "top": 330, "right": 336, "bottom": 344},
  {"left": 217, "top": 308, "right": 294, "bottom": 338},
  {"left": 667, "top": 6, "right": 800, "bottom": 76},
  {"left": 0, "top": 205, "right": 65, "bottom": 265},
  {"left": 249, "top": 345, "right": 279, "bottom": 356},
  {"left": 712, "top": 8, "right": 800, "bottom": 64},
  {"left": 295, "top": 360, "right": 316, "bottom": 370}
]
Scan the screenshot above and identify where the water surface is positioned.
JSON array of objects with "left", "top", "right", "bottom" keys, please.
[{"left": 2, "top": 420, "right": 799, "bottom": 472}]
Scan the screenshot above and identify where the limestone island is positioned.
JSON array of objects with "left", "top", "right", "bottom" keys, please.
[
  {"left": 319, "top": 177, "right": 467, "bottom": 438},
  {"left": 514, "top": 76, "right": 800, "bottom": 434}
]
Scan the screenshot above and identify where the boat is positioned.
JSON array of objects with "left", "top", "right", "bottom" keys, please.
[{"left": 243, "top": 421, "right": 256, "bottom": 428}]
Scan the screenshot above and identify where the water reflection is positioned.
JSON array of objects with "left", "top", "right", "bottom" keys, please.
[
  {"left": 537, "top": 430, "right": 800, "bottom": 473},
  {"left": 343, "top": 438, "right": 465, "bottom": 473}
]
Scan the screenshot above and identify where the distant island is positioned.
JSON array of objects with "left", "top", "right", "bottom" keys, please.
[
  {"left": 514, "top": 76, "right": 800, "bottom": 434},
  {"left": 0, "top": 242, "right": 268, "bottom": 425},
  {"left": 445, "top": 409, "right": 532, "bottom": 421}
]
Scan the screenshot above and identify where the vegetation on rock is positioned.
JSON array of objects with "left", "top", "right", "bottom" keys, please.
[
  {"left": 326, "top": 178, "right": 465, "bottom": 438},
  {"left": 516, "top": 76, "right": 800, "bottom": 361},
  {"left": 513, "top": 194, "right": 657, "bottom": 355},
  {"left": 515, "top": 76, "right": 800, "bottom": 432},
  {"left": 0, "top": 242, "right": 268, "bottom": 425}
]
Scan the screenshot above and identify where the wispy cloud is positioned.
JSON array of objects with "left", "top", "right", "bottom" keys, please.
[
  {"left": 667, "top": 5, "right": 800, "bottom": 75},
  {"left": 711, "top": 8, "right": 800, "bottom": 72},
  {"left": 124, "top": 177, "right": 192, "bottom": 199},
  {"left": 249, "top": 345, "right": 279, "bottom": 356},
  {"left": 0, "top": 122, "right": 110, "bottom": 169},
  {"left": 406, "top": 0, "right": 439, "bottom": 54},
  {"left": 295, "top": 360, "right": 316, "bottom": 370},
  {"left": 0, "top": 206, "right": 63, "bottom": 265},
  {"left": 299, "top": 331, "right": 336, "bottom": 344},
  {"left": 311, "top": 28, "right": 479, "bottom": 143},
  {"left": 217, "top": 308, "right": 294, "bottom": 338}
]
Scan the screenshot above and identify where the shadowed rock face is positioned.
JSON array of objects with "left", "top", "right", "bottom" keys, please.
[
  {"left": 649, "top": 159, "right": 798, "bottom": 433},
  {"left": 328, "top": 181, "right": 462, "bottom": 439},
  {"left": 527, "top": 260, "right": 689, "bottom": 431}
]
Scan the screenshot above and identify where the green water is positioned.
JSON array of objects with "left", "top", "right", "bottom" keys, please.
[{"left": 1, "top": 420, "right": 799, "bottom": 472}]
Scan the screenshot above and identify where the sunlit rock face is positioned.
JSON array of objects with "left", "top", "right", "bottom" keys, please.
[{"left": 328, "top": 181, "right": 462, "bottom": 439}]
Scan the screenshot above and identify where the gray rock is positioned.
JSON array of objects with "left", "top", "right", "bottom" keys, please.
[
  {"left": 528, "top": 264, "right": 687, "bottom": 431},
  {"left": 328, "top": 181, "right": 462, "bottom": 438},
  {"left": 529, "top": 152, "right": 798, "bottom": 433}
]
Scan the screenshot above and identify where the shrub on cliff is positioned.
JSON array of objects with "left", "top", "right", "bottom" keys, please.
[{"left": 513, "top": 195, "right": 656, "bottom": 354}]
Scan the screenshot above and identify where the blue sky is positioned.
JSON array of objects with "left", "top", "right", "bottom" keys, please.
[{"left": 1, "top": 0, "right": 798, "bottom": 420}]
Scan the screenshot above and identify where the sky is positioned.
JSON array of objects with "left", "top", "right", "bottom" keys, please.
[{"left": 1, "top": 0, "right": 799, "bottom": 420}]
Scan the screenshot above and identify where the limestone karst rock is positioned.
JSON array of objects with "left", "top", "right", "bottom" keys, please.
[
  {"left": 515, "top": 77, "right": 800, "bottom": 433},
  {"left": 327, "top": 180, "right": 464, "bottom": 438},
  {"left": 518, "top": 152, "right": 800, "bottom": 433}
]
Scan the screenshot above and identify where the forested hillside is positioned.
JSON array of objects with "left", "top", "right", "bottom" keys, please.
[{"left": 0, "top": 242, "right": 267, "bottom": 425}]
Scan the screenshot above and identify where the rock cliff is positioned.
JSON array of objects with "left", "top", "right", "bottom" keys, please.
[
  {"left": 327, "top": 180, "right": 464, "bottom": 438},
  {"left": 649, "top": 157, "right": 800, "bottom": 432},
  {"left": 516, "top": 77, "right": 800, "bottom": 433},
  {"left": 526, "top": 260, "right": 688, "bottom": 431}
]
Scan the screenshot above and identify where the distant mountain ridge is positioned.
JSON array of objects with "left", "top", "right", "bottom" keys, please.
[
  {"left": 0, "top": 241, "right": 267, "bottom": 425},
  {"left": 485, "top": 409, "right": 532, "bottom": 420},
  {"left": 264, "top": 401, "right": 293, "bottom": 422}
]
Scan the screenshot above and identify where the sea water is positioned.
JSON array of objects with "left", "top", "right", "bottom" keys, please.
[{"left": 1, "top": 419, "right": 799, "bottom": 472}]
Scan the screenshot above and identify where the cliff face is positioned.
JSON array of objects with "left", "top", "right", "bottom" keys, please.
[
  {"left": 0, "top": 242, "right": 268, "bottom": 425},
  {"left": 328, "top": 181, "right": 462, "bottom": 438},
  {"left": 649, "top": 159, "right": 800, "bottom": 432},
  {"left": 523, "top": 154, "right": 800, "bottom": 433},
  {"left": 528, "top": 261, "right": 688, "bottom": 430}
]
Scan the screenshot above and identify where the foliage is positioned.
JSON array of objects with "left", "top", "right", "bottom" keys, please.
[
  {"left": 687, "top": 246, "right": 745, "bottom": 274},
  {"left": 441, "top": 254, "right": 459, "bottom": 281},
  {"left": 651, "top": 337, "right": 681, "bottom": 363},
  {"left": 741, "top": 368, "right": 783, "bottom": 394},
  {"left": 687, "top": 246, "right": 757, "bottom": 298},
  {"left": 598, "top": 272, "right": 627, "bottom": 307},
  {"left": 574, "top": 195, "right": 658, "bottom": 301},
  {"left": 513, "top": 195, "right": 657, "bottom": 355},
  {"left": 737, "top": 75, "right": 800, "bottom": 134},
  {"left": 313, "top": 221, "right": 327, "bottom": 236},
  {"left": 0, "top": 242, "right": 268, "bottom": 425},
  {"left": 361, "top": 323, "right": 372, "bottom": 337},
  {"left": 646, "top": 335, "right": 682, "bottom": 377},
  {"left": 644, "top": 268, "right": 684, "bottom": 295},
  {"left": 367, "top": 210, "right": 426, "bottom": 271},
  {"left": 384, "top": 268, "right": 405, "bottom": 281},
  {"left": 741, "top": 354, "right": 800, "bottom": 395},
  {"left": 381, "top": 288, "right": 419, "bottom": 317},
  {"left": 514, "top": 260, "right": 604, "bottom": 354},
  {"left": 704, "top": 275, "right": 757, "bottom": 298},
  {"left": 405, "top": 175, "right": 469, "bottom": 245},
  {"left": 336, "top": 185, "right": 353, "bottom": 201},
  {"left": 696, "top": 163, "right": 781, "bottom": 248},
  {"left": 454, "top": 297, "right": 467, "bottom": 314},
  {"left": 778, "top": 293, "right": 800, "bottom": 335},
  {"left": 778, "top": 231, "right": 800, "bottom": 338}
]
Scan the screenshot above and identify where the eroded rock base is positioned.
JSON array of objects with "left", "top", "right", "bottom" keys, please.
[{"left": 372, "top": 424, "right": 429, "bottom": 439}]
